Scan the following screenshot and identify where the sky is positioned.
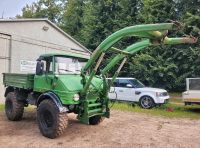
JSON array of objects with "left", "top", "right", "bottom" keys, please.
[{"left": 0, "top": 0, "right": 38, "bottom": 18}]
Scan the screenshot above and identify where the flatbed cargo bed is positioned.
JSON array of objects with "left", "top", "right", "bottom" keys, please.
[{"left": 3, "top": 73, "right": 35, "bottom": 89}]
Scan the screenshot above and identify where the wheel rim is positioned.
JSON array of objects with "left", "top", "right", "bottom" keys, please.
[
  {"left": 41, "top": 110, "right": 54, "bottom": 128},
  {"left": 6, "top": 100, "right": 13, "bottom": 114},
  {"left": 141, "top": 97, "right": 152, "bottom": 108}
]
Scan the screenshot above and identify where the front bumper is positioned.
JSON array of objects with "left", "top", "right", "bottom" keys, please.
[{"left": 156, "top": 96, "right": 170, "bottom": 104}]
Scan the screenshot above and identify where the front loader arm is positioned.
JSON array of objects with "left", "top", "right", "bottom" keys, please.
[
  {"left": 80, "top": 23, "right": 197, "bottom": 97},
  {"left": 82, "top": 23, "right": 179, "bottom": 73},
  {"left": 102, "top": 36, "right": 197, "bottom": 75}
]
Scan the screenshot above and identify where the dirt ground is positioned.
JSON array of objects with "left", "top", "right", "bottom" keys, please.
[{"left": 0, "top": 109, "right": 200, "bottom": 148}]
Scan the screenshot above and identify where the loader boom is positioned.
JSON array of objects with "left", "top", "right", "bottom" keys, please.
[{"left": 80, "top": 23, "right": 197, "bottom": 99}]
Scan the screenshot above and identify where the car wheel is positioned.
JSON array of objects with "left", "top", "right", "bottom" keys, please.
[{"left": 139, "top": 96, "right": 155, "bottom": 109}]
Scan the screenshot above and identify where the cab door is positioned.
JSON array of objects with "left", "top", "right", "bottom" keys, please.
[
  {"left": 115, "top": 79, "right": 136, "bottom": 102},
  {"left": 34, "top": 57, "right": 54, "bottom": 92}
]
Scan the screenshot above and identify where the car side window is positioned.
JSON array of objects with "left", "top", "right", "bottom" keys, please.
[
  {"left": 118, "top": 79, "right": 132, "bottom": 88},
  {"left": 113, "top": 80, "right": 118, "bottom": 87},
  {"left": 107, "top": 79, "right": 119, "bottom": 87}
]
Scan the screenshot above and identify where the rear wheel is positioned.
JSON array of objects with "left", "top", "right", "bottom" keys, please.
[
  {"left": 37, "top": 99, "right": 68, "bottom": 139},
  {"left": 139, "top": 96, "right": 155, "bottom": 109},
  {"left": 5, "top": 92, "right": 24, "bottom": 121},
  {"left": 89, "top": 115, "right": 104, "bottom": 125}
]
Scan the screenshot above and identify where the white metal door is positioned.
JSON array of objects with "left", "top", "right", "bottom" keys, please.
[
  {"left": 0, "top": 33, "right": 11, "bottom": 103},
  {"left": 116, "top": 79, "right": 135, "bottom": 101}
]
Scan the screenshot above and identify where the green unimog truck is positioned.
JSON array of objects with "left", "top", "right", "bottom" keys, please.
[{"left": 2, "top": 23, "right": 197, "bottom": 138}]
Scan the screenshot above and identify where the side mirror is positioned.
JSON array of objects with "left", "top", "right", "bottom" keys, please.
[
  {"left": 36, "top": 61, "right": 44, "bottom": 75},
  {"left": 126, "top": 84, "right": 133, "bottom": 88}
]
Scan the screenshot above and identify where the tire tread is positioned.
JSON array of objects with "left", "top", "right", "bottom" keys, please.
[
  {"left": 37, "top": 99, "right": 68, "bottom": 138},
  {"left": 5, "top": 92, "right": 24, "bottom": 121}
]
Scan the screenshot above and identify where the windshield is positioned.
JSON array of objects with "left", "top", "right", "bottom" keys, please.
[
  {"left": 129, "top": 79, "right": 145, "bottom": 88},
  {"left": 55, "top": 56, "right": 86, "bottom": 74}
]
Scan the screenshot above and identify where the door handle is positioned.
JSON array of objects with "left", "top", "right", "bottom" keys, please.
[{"left": 119, "top": 90, "right": 123, "bottom": 92}]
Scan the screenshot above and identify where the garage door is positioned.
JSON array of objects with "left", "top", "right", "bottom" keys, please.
[{"left": 0, "top": 33, "right": 11, "bottom": 103}]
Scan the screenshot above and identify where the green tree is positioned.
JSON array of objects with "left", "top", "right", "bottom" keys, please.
[
  {"left": 17, "top": 0, "right": 66, "bottom": 23},
  {"left": 61, "top": 0, "right": 85, "bottom": 42},
  {"left": 139, "top": 0, "right": 177, "bottom": 23},
  {"left": 80, "top": 0, "right": 142, "bottom": 50}
]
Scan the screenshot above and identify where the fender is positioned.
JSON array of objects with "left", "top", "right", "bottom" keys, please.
[
  {"left": 37, "top": 91, "right": 68, "bottom": 113},
  {"left": 4, "top": 86, "right": 14, "bottom": 97}
]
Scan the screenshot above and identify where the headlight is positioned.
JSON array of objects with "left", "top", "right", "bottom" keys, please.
[
  {"left": 73, "top": 94, "right": 80, "bottom": 101},
  {"left": 156, "top": 92, "right": 168, "bottom": 97}
]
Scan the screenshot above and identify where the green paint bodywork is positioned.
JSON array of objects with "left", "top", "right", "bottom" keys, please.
[
  {"left": 3, "top": 23, "right": 197, "bottom": 124},
  {"left": 3, "top": 73, "right": 34, "bottom": 89}
]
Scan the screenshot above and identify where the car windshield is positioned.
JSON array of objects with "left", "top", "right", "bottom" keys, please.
[
  {"left": 129, "top": 79, "right": 145, "bottom": 88},
  {"left": 55, "top": 56, "right": 86, "bottom": 74}
]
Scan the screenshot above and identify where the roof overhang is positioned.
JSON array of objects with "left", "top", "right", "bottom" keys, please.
[{"left": 39, "top": 52, "right": 90, "bottom": 60}]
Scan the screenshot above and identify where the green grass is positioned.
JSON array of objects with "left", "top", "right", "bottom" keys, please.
[
  {"left": 169, "top": 97, "right": 182, "bottom": 103},
  {"left": 111, "top": 101, "right": 200, "bottom": 119},
  {"left": 168, "top": 92, "right": 183, "bottom": 103},
  {"left": 1, "top": 102, "right": 200, "bottom": 119},
  {"left": 169, "top": 92, "right": 182, "bottom": 97},
  {"left": 0, "top": 93, "right": 199, "bottom": 119}
]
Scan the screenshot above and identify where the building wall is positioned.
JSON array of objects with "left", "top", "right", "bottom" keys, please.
[
  {"left": 0, "top": 20, "right": 90, "bottom": 104},
  {"left": 0, "top": 34, "right": 10, "bottom": 103},
  {"left": 0, "top": 21, "right": 88, "bottom": 53}
]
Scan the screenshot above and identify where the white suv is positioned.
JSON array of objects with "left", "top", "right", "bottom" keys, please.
[{"left": 108, "top": 78, "right": 169, "bottom": 109}]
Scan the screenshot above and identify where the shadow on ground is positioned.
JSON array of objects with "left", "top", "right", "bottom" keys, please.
[{"left": 185, "top": 107, "right": 200, "bottom": 113}]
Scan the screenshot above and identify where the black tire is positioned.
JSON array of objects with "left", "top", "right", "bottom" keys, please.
[
  {"left": 89, "top": 115, "right": 104, "bottom": 125},
  {"left": 37, "top": 99, "right": 68, "bottom": 139},
  {"left": 5, "top": 92, "right": 24, "bottom": 121},
  {"left": 139, "top": 96, "right": 155, "bottom": 109}
]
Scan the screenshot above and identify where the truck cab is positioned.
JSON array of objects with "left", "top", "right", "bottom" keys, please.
[{"left": 34, "top": 53, "right": 88, "bottom": 105}]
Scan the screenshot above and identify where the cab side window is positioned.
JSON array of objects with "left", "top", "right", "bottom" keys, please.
[{"left": 118, "top": 79, "right": 131, "bottom": 87}]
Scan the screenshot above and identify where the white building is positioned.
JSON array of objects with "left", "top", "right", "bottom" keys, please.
[{"left": 0, "top": 19, "right": 91, "bottom": 103}]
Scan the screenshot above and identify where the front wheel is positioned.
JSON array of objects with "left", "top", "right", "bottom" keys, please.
[
  {"left": 139, "top": 96, "right": 155, "bottom": 109},
  {"left": 37, "top": 100, "right": 68, "bottom": 138},
  {"left": 89, "top": 115, "right": 104, "bottom": 125}
]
